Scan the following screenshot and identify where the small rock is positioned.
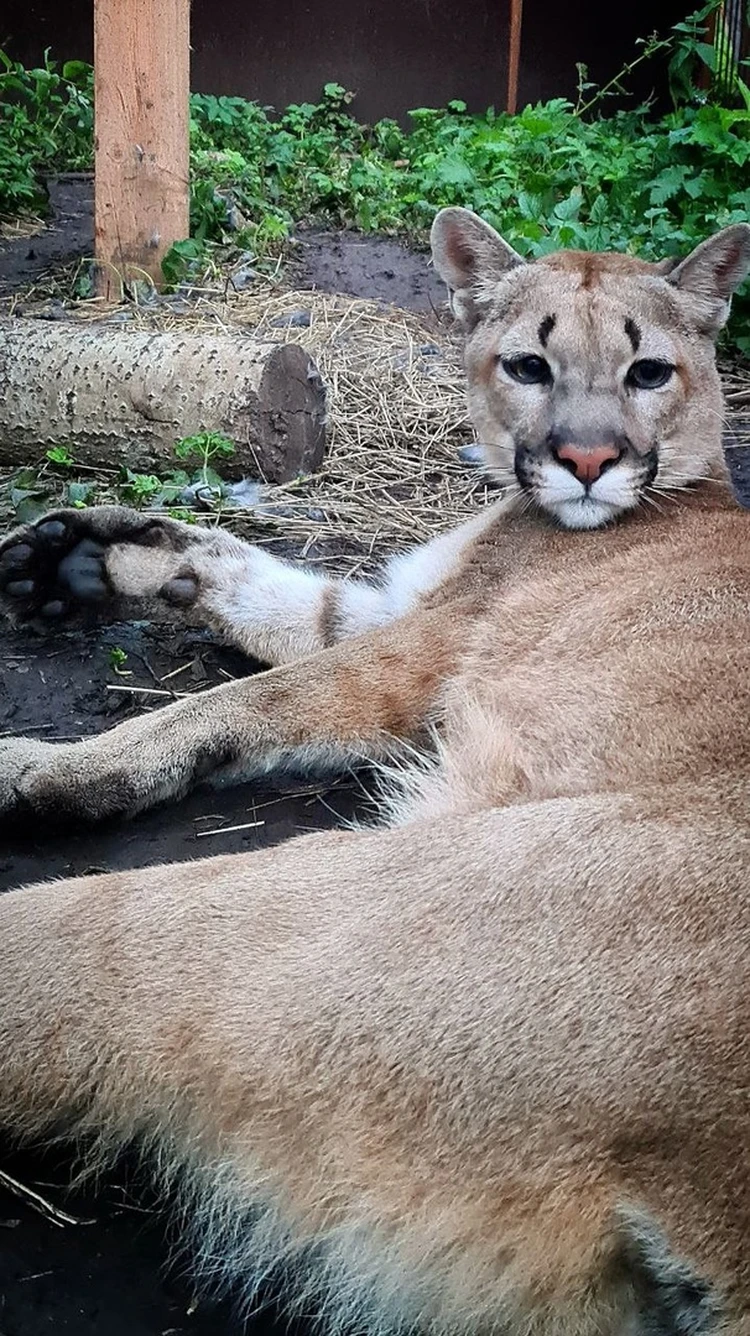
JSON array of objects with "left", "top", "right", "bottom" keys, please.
[
  {"left": 458, "top": 443, "right": 487, "bottom": 466},
  {"left": 270, "top": 310, "right": 312, "bottom": 329},
  {"left": 230, "top": 264, "right": 259, "bottom": 292}
]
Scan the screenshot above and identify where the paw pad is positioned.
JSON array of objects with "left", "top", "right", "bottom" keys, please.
[
  {"left": 0, "top": 517, "right": 109, "bottom": 623},
  {"left": 160, "top": 572, "right": 199, "bottom": 607}
]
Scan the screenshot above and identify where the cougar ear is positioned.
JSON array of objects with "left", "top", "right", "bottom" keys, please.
[
  {"left": 666, "top": 224, "right": 750, "bottom": 336},
  {"left": 430, "top": 207, "right": 525, "bottom": 330}
]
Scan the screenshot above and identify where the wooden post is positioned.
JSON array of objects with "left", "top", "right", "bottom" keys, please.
[
  {"left": 94, "top": 0, "right": 190, "bottom": 300},
  {"left": 506, "top": 0, "right": 523, "bottom": 115}
]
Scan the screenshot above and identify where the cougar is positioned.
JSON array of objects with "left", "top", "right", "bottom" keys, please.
[{"left": 1, "top": 207, "right": 750, "bottom": 1336}]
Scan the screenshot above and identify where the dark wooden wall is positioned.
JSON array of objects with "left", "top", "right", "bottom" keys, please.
[{"left": 3, "top": 0, "right": 686, "bottom": 122}]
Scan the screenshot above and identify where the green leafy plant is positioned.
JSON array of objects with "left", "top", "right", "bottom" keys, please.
[
  {"left": 574, "top": 32, "right": 672, "bottom": 117},
  {"left": 114, "top": 437, "right": 235, "bottom": 513},
  {"left": 45, "top": 444, "right": 74, "bottom": 467},
  {"left": 118, "top": 467, "right": 190, "bottom": 509},
  {"left": 174, "top": 431, "right": 235, "bottom": 492},
  {"left": 4, "top": 9, "right": 750, "bottom": 351},
  {"left": 669, "top": 0, "right": 750, "bottom": 108},
  {"left": 161, "top": 237, "right": 209, "bottom": 287},
  {"left": 107, "top": 645, "right": 130, "bottom": 674},
  {"left": 0, "top": 49, "right": 93, "bottom": 214},
  {"left": 165, "top": 507, "right": 197, "bottom": 523}
]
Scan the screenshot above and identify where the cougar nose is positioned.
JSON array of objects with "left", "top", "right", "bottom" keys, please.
[{"left": 554, "top": 442, "right": 623, "bottom": 484}]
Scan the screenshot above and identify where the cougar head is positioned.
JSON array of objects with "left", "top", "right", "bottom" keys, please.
[{"left": 431, "top": 207, "right": 750, "bottom": 529}]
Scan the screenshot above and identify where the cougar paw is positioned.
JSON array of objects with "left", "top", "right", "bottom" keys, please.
[
  {"left": 0, "top": 734, "right": 133, "bottom": 826},
  {"left": 0, "top": 514, "right": 111, "bottom": 623}
]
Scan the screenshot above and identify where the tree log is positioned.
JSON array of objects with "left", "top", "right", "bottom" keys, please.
[{"left": 0, "top": 320, "right": 327, "bottom": 482}]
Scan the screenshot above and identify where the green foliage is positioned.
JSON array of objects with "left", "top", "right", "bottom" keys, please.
[
  {"left": 186, "top": 80, "right": 410, "bottom": 246},
  {"left": 45, "top": 444, "right": 74, "bottom": 467},
  {"left": 2, "top": 6, "right": 750, "bottom": 351},
  {"left": 119, "top": 469, "right": 171, "bottom": 506},
  {"left": 115, "top": 437, "right": 236, "bottom": 513},
  {"left": 0, "top": 48, "right": 92, "bottom": 214},
  {"left": 668, "top": 0, "right": 750, "bottom": 108},
  {"left": 173, "top": 431, "right": 235, "bottom": 464},
  {"left": 160, "top": 237, "right": 208, "bottom": 286},
  {"left": 107, "top": 645, "right": 129, "bottom": 672},
  {"left": 174, "top": 431, "right": 236, "bottom": 498},
  {"left": 0, "top": 437, "right": 237, "bottom": 527}
]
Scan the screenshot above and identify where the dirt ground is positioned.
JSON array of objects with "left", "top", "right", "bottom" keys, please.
[
  {"left": 0, "top": 176, "right": 94, "bottom": 301},
  {"left": 0, "top": 180, "right": 431, "bottom": 1336},
  {"left": 0, "top": 174, "right": 446, "bottom": 311}
]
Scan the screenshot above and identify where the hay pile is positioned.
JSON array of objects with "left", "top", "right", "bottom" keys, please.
[
  {"left": 232, "top": 288, "right": 491, "bottom": 566},
  {"left": 70, "top": 283, "right": 494, "bottom": 573}
]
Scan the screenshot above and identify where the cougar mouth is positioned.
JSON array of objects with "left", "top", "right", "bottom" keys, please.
[{"left": 514, "top": 442, "right": 659, "bottom": 530}]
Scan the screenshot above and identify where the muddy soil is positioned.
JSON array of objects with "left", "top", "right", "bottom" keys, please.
[
  {"left": 0, "top": 1144, "right": 261, "bottom": 1336},
  {"left": 0, "top": 175, "right": 94, "bottom": 301},
  {"left": 0, "top": 175, "right": 444, "bottom": 311},
  {"left": 291, "top": 226, "right": 445, "bottom": 310}
]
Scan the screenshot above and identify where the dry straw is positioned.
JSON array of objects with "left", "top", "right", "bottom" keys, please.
[{"left": 70, "top": 280, "right": 496, "bottom": 574}]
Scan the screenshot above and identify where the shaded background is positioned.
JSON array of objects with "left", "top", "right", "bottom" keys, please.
[{"left": 3, "top": 0, "right": 687, "bottom": 122}]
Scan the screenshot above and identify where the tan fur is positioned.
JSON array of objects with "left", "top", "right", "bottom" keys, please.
[{"left": 1, "top": 210, "right": 750, "bottom": 1334}]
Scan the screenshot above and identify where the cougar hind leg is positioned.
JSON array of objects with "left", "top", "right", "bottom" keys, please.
[{"left": 0, "top": 797, "right": 745, "bottom": 1335}]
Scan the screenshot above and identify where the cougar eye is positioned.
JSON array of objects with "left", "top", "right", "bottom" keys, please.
[
  {"left": 626, "top": 359, "right": 675, "bottom": 390},
  {"left": 501, "top": 354, "right": 552, "bottom": 386}
]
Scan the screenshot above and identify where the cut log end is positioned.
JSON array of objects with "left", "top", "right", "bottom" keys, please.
[{"left": 253, "top": 343, "right": 327, "bottom": 482}]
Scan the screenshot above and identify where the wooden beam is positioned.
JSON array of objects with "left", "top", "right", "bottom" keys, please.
[
  {"left": 506, "top": 0, "right": 523, "bottom": 115},
  {"left": 94, "top": 0, "right": 190, "bottom": 300}
]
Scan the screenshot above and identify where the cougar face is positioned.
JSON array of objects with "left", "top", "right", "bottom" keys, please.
[{"left": 431, "top": 208, "right": 750, "bottom": 529}]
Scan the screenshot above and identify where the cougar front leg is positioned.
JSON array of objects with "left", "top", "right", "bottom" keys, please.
[
  {"left": 0, "top": 609, "right": 459, "bottom": 823},
  {"left": 0, "top": 505, "right": 370, "bottom": 664},
  {"left": 0, "top": 501, "right": 504, "bottom": 665}
]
